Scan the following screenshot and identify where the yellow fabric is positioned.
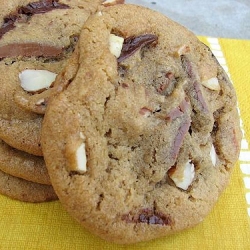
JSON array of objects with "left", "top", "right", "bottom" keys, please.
[{"left": 0, "top": 37, "right": 250, "bottom": 249}]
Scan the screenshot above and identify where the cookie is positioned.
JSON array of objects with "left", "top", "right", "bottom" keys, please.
[
  {"left": 0, "top": 169, "right": 57, "bottom": 202},
  {"left": 41, "top": 4, "right": 242, "bottom": 244},
  {"left": 0, "top": 0, "right": 124, "bottom": 156},
  {"left": 0, "top": 139, "right": 51, "bottom": 185}
]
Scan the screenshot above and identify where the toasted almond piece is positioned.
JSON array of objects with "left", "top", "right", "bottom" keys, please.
[
  {"left": 79, "top": 132, "right": 86, "bottom": 140},
  {"left": 65, "top": 133, "right": 87, "bottom": 173},
  {"left": 210, "top": 144, "right": 217, "bottom": 167},
  {"left": 169, "top": 160, "right": 195, "bottom": 190},
  {"left": 75, "top": 143, "right": 87, "bottom": 173},
  {"left": 19, "top": 69, "right": 57, "bottom": 92},
  {"left": 139, "top": 107, "right": 152, "bottom": 117},
  {"left": 109, "top": 34, "right": 124, "bottom": 58},
  {"left": 102, "top": 0, "right": 124, "bottom": 6},
  {"left": 201, "top": 77, "right": 220, "bottom": 91},
  {"left": 97, "top": 11, "right": 103, "bottom": 16},
  {"left": 177, "top": 44, "right": 190, "bottom": 56},
  {"left": 35, "top": 98, "right": 46, "bottom": 106},
  {"left": 66, "top": 142, "right": 87, "bottom": 173}
]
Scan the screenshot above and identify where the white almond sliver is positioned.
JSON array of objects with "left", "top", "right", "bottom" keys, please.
[
  {"left": 97, "top": 11, "right": 103, "bottom": 16},
  {"left": 65, "top": 133, "right": 88, "bottom": 173},
  {"left": 201, "top": 77, "right": 220, "bottom": 91},
  {"left": 19, "top": 69, "right": 57, "bottom": 92},
  {"left": 102, "top": 0, "right": 121, "bottom": 6},
  {"left": 75, "top": 143, "right": 87, "bottom": 173},
  {"left": 170, "top": 160, "right": 195, "bottom": 190},
  {"left": 109, "top": 34, "right": 124, "bottom": 58},
  {"left": 177, "top": 44, "right": 190, "bottom": 56},
  {"left": 102, "top": 0, "right": 114, "bottom": 5},
  {"left": 210, "top": 144, "right": 217, "bottom": 167}
]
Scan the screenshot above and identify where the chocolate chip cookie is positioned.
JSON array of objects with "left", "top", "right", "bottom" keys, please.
[
  {"left": 0, "top": 169, "right": 57, "bottom": 202},
  {"left": 0, "top": 0, "right": 123, "bottom": 155},
  {"left": 41, "top": 4, "right": 242, "bottom": 244},
  {"left": 0, "top": 139, "right": 50, "bottom": 185}
]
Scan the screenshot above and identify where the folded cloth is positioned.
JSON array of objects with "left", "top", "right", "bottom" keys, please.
[{"left": 0, "top": 37, "right": 249, "bottom": 249}]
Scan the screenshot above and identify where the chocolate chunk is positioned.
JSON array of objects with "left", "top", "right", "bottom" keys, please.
[
  {"left": 166, "top": 98, "right": 190, "bottom": 121},
  {"left": 122, "top": 208, "right": 172, "bottom": 226},
  {"left": 179, "top": 98, "right": 190, "bottom": 113},
  {"left": 166, "top": 107, "right": 183, "bottom": 121},
  {"left": 148, "top": 215, "right": 163, "bottom": 225},
  {"left": 193, "top": 81, "right": 208, "bottom": 112},
  {"left": 0, "top": 33, "right": 77, "bottom": 64},
  {"left": 139, "top": 213, "right": 148, "bottom": 223},
  {"left": 0, "top": 43, "right": 62, "bottom": 58},
  {"left": 0, "top": 15, "right": 17, "bottom": 39},
  {"left": 18, "top": 0, "right": 69, "bottom": 15},
  {"left": 121, "top": 82, "right": 129, "bottom": 88},
  {"left": 118, "top": 34, "right": 158, "bottom": 63},
  {"left": 181, "top": 55, "right": 208, "bottom": 112},
  {"left": 172, "top": 119, "right": 191, "bottom": 160},
  {"left": 0, "top": 0, "right": 69, "bottom": 39}
]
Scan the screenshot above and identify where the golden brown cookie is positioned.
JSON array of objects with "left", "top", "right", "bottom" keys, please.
[
  {"left": 0, "top": 0, "right": 124, "bottom": 156},
  {"left": 0, "top": 139, "right": 50, "bottom": 185},
  {"left": 0, "top": 169, "right": 57, "bottom": 202},
  {"left": 41, "top": 4, "right": 242, "bottom": 244}
]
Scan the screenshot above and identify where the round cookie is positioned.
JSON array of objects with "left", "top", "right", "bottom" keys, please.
[
  {"left": 0, "top": 0, "right": 123, "bottom": 156},
  {"left": 41, "top": 4, "right": 242, "bottom": 244},
  {"left": 0, "top": 169, "right": 57, "bottom": 202},
  {"left": 0, "top": 139, "right": 51, "bottom": 185}
]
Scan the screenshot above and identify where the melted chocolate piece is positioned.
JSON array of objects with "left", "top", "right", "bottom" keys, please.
[
  {"left": 166, "top": 107, "right": 183, "bottom": 121},
  {"left": 118, "top": 34, "right": 158, "bottom": 63},
  {"left": 179, "top": 97, "right": 190, "bottom": 113},
  {"left": 193, "top": 81, "right": 208, "bottom": 112},
  {"left": 0, "top": 43, "right": 62, "bottom": 58},
  {"left": 0, "top": 15, "right": 17, "bottom": 39},
  {"left": 121, "top": 82, "right": 129, "bottom": 88},
  {"left": 0, "top": 33, "right": 78, "bottom": 59},
  {"left": 166, "top": 98, "right": 190, "bottom": 121},
  {"left": 19, "top": 0, "right": 69, "bottom": 15},
  {"left": 0, "top": 0, "right": 69, "bottom": 39},
  {"left": 172, "top": 119, "right": 191, "bottom": 160},
  {"left": 122, "top": 208, "right": 172, "bottom": 226},
  {"left": 181, "top": 55, "right": 208, "bottom": 112}
]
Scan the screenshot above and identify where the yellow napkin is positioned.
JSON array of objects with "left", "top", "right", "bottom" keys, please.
[{"left": 0, "top": 37, "right": 250, "bottom": 249}]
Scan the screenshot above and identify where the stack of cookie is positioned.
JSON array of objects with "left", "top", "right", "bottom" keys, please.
[
  {"left": 0, "top": 0, "right": 123, "bottom": 203},
  {"left": 0, "top": 1, "right": 242, "bottom": 244}
]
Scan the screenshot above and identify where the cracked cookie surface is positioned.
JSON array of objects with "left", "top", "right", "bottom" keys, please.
[{"left": 41, "top": 4, "right": 242, "bottom": 244}]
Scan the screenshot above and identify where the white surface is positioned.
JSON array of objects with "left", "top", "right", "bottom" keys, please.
[{"left": 126, "top": 0, "right": 250, "bottom": 39}]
